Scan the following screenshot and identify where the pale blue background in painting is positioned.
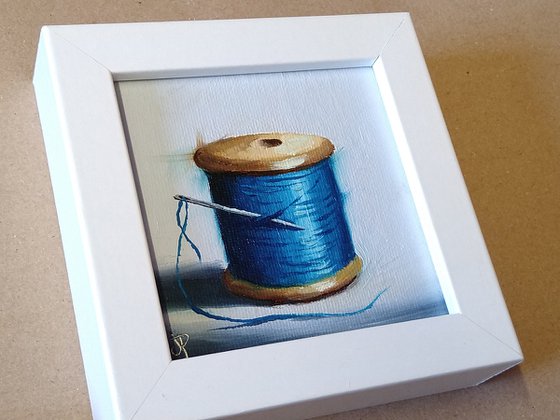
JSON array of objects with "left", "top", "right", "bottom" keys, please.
[{"left": 117, "top": 67, "right": 448, "bottom": 357}]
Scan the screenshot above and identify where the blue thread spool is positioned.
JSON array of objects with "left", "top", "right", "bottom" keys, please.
[{"left": 194, "top": 133, "right": 362, "bottom": 303}]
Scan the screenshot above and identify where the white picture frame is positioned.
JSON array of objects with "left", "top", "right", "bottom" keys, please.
[{"left": 33, "top": 13, "right": 522, "bottom": 420}]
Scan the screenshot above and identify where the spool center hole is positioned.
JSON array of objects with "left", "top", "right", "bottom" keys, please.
[{"left": 259, "top": 138, "right": 283, "bottom": 148}]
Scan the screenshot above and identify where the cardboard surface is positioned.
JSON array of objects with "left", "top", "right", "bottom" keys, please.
[{"left": 1, "top": 1, "right": 558, "bottom": 418}]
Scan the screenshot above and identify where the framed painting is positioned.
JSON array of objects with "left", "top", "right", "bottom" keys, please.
[{"left": 33, "top": 13, "right": 522, "bottom": 419}]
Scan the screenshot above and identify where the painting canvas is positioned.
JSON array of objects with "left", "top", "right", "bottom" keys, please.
[{"left": 116, "top": 67, "right": 448, "bottom": 358}]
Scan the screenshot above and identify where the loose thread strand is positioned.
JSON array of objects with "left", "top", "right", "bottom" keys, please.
[{"left": 174, "top": 197, "right": 386, "bottom": 328}]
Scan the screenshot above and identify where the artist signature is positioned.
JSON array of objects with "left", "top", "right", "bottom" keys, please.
[{"left": 170, "top": 333, "right": 190, "bottom": 358}]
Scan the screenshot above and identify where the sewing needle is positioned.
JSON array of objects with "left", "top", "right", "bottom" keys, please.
[{"left": 173, "top": 194, "right": 305, "bottom": 230}]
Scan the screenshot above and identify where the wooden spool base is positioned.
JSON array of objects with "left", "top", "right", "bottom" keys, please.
[{"left": 223, "top": 255, "right": 363, "bottom": 303}]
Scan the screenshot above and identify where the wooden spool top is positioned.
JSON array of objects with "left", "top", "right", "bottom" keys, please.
[{"left": 193, "top": 133, "right": 334, "bottom": 174}]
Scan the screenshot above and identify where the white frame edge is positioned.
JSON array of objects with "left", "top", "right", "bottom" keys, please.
[{"left": 33, "top": 14, "right": 522, "bottom": 420}]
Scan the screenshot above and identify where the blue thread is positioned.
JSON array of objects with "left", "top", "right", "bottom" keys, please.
[
  {"left": 176, "top": 199, "right": 202, "bottom": 261},
  {"left": 175, "top": 198, "right": 387, "bottom": 328},
  {"left": 208, "top": 159, "right": 356, "bottom": 287}
]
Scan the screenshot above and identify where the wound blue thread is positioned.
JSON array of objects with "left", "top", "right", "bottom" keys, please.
[
  {"left": 208, "top": 159, "right": 356, "bottom": 287},
  {"left": 174, "top": 198, "right": 387, "bottom": 328}
]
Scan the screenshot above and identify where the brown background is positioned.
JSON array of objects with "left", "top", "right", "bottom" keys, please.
[{"left": 1, "top": 1, "right": 558, "bottom": 418}]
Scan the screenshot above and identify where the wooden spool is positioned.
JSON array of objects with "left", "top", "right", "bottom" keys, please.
[{"left": 194, "top": 133, "right": 362, "bottom": 303}]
